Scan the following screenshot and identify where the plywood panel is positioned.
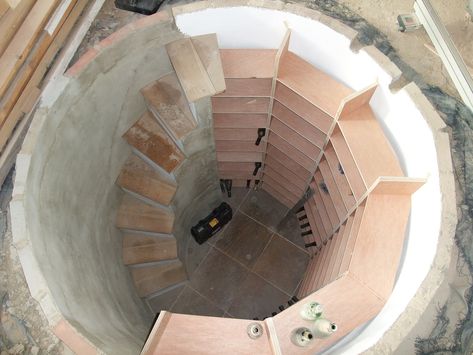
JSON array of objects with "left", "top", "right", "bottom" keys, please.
[
  {"left": 123, "top": 111, "right": 185, "bottom": 173},
  {"left": 216, "top": 151, "right": 263, "bottom": 162},
  {"left": 369, "top": 177, "right": 426, "bottom": 195},
  {"left": 191, "top": 33, "right": 225, "bottom": 94},
  {"left": 215, "top": 78, "right": 272, "bottom": 97},
  {"left": 213, "top": 128, "right": 262, "bottom": 141},
  {"left": 211, "top": 97, "right": 270, "bottom": 113},
  {"left": 262, "top": 183, "right": 293, "bottom": 208},
  {"left": 339, "top": 204, "right": 365, "bottom": 275},
  {"left": 312, "top": 238, "right": 331, "bottom": 290},
  {"left": 324, "top": 142, "right": 356, "bottom": 210},
  {"left": 220, "top": 49, "right": 276, "bottom": 78},
  {"left": 306, "top": 198, "right": 328, "bottom": 242},
  {"left": 217, "top": 161, "right": 258, "bottom": 172},
  {"left": 312, "top": 173, "right": 340, "bottom": 227},
  {"left": 213, "top": 113, "right": 267, "bottom": 128},
  {"left": 272, "top": 100, "right": 326, "bottom": 148},
  {"left": 337, "top": 82, "right": 377, "bottom": 118},
  {"left": 274, "top": 82, "right": 333, "bottom": 134},
  {"left": 331, "top": 215, "right": 354, "bottom": 280},
  {"left": 330, "top": 126, "right": 366, "bottom": 200},
  {"left": 263, "top": 165, "right": 305, "bottom": 196},
  {"left": 319, "top": 158, "right": 347, "bottom": 221},
  {"left": 310, "top": 184, "right": 334, "bottom": 238},
  {"left": 317, "top": 234, "right": 339, "bottom": 289},
  {"left": 270, "top": 117, "right": 321, "bottom": 158},
  {"left": 266, "top": 144, "right": 311, "bottom": 179},
  {"left": 323, "top": 224, "right": 345, "bottom": 286},
  {"left": 338, "top": 105, "right": 403, "bottom": 188},
  {"left": 303, "top": 201, "right": 324, "bottom": 247},
  {"left": 215, "top": 140, "right": 264, "bottom": 152},
  {"left": 123, "top": 232, "right": 177, "bottom": 265},
  {"left": 268, "top": 132, "right": 315, "bottom": 171},
  {"left": 278, "top": 51, "right": 353, "bottom": 117},
  {"left": 263, "top": 155, "right": 308, "bottom": 190},
  {"left": 166, "top": 37, "right": 215, "bottom": 101},
  {"left": 262, "top": 174, "right": 300, "bottom": 204}
]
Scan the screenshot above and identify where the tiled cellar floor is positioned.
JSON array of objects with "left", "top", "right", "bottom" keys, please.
[{"left": 156, "top": 188, "right": 310, "bottom": 319}]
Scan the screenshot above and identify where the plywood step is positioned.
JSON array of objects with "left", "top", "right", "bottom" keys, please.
[
  {"left": 123, "top": 232, "right": 177, "bottom": 265},
  {"left": 117, "top": 154, "right": 177, "bottom": 206},
  {"left": 140, "top": 73, "right": 196, "bottom": 141},
  {"left": 131, "top": 260, "right": 187, "bottom": 297},
  {"left": 123, "top": 111, "right": 184, "bottom": 173},
  {"left": 165, "top": 34, "right": 225, "bottom": 102},
  {"left": 116, "top": 195, "right": 174, "bottom": 234}
]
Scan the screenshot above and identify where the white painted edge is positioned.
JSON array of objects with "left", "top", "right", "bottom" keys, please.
[
  {"left": 265, "top": 317, "right": 282, "bottom": 355},
  {"left": 45, "top": 0, "right": 73, "bottom": 35}
]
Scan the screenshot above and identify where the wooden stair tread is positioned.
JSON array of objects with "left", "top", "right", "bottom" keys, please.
[
  {"left": 116, "top": 195, "right": 174, "bottom": 234},
  {"left": 131, "top": 260, "right": 187, "bottom": 297},
  {"left": 140, "top": 73, "right": 196, "bottom": 141},
  {"left": 191, "top": 33, "right": 226, "bottom": 94},
  {"left": 166, "top": 37, "right": 216, "bottom": 102},
  {"left": 220, "top": 49, "right": 277, "bottom": 78},
  {"left": 123, "top": 111, "right": 184, "bottom": 173},
  {"left": 123, "top": 232, "right": 177, "bottom": 265}
]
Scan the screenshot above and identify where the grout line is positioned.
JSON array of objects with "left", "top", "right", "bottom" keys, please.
[
  {"left": 168, "top": 282, "right": 188, "bottom": 312},
  {"left": 249, "top": 233, "right": 274, "bottom": 273},
  {"left": 250, "top": 270, "right": 292, "bottom": 298},
  {"left": 187, "top": 244, "right": 214, "bottom": 281},
  {"left": 186, "top": 284, "right": 227, "bottom": 316},
  {"left": 273, "top": 231, "right": 310, "bottom": 255}
]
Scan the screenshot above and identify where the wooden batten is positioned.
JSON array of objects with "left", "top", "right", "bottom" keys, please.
[
  {"left": 368, "top": 176, "right": 427, "bottom": 195},
  {"left": 335, "top": 82, "right": 378, "bottom": 119}
]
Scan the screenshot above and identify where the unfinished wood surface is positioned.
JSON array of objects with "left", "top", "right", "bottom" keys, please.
[
  {"left": 217, "top": 161, "right": 258, "bottom": 171},
  {"left": 369, "top": 176, "right": 426, "bottom": 195},
  {"left": 212, "top": 113, "right": 267, "bottom": 128},
  {"left": 319, "top": 158, "right": 347, "bottom": 221},
  {"left": 215, "top": 78, "right": 272, "bottom": 97},
  {"left": 215, "top": 139, "right": 264, "bottom": 152},
  {"left": 307, "top": 199, "right": 328, "bottom": 243},
  {"left": 299, "top": 252, "right": 321, "bottom": 296},
  {"left": 331, "top": 215, "right": 354, "bottom": 280},
  {"left": 330, "top": 126, "right": 366, "bottom": 200},
  {"left": 123, "top": 111, "right": 184, "bottom": 173},
  {"left": 278, "top": 51, "right": 353, "bottom": 117},
  {"left": 0, "top": 0, "right": 61, "bottom": 98},
  {"left": 268, "top": 132, "right": 315, "bottom": 171},
  {"left": 0, "top": 0, "right": 36, "bottom": 56},
  {"left": 165, "top": 38, "right": 215, "bottom": 101},
  {"left": 220, "top": 49, "right": 277, "bottom": 78},
  {"left": 312, "top": 238, "right": 331, "bottom": 290},
  {"left": 141, "top": 73, "right": 196, "bottom": 141},
  {"left": 270, "top": 117, "right": 321, "bottom": 159},
  {"left": 262, "top": 174, "right": 300, "bottom": 204},
  {"left": 191, "top": 33, "right": 225, "bottom": 94},
  {"left": 216, "top": 151, "right": 262, "bottom": 162},
  {"left": 323, "top": 224, "right": 345, "bottom": 286},
  {"left": 141, "top": 311, "right": 172, "bottom": 355},
  {"left": 275, "top": 274, "right": 384, "bottom": 354},
  {"left": 218, "top": 170, "right": 262, "bottom": 180},
  {"left": 274, "top": 82, "right": 333, "bottom": 134},
  {"left": 339, "top": 203, "right": 365, "bottom": 275},
  {"left": 303, "top": 201, "right": 324, "bottom": 246},
  {"left": 211, "top": 97, "right": 270, "bottom": 113},
  {"left": 318, "top": 235, "right": 339, "bottom": 289},
  {"left": 338, "top": 104, "right": 403, "bottom": 188},
  {"left": 263, "top": 165, "right": 305, "bottom": 196},
  {"left": 116, "top": 195, "right": 174, "bottom": 234},
  {"left": 123, "top": 232, "right": 177, "bottom": 265},
  {"left": 348, "top": 193, "right": 411, "bottom": 299},
  {"left": 324, "top": 142, "right": 356, "bottom": 210},
  {"left": 213, "top": 128, "right": 263, "bottom": 141},
  {"left": 149, "top": 314, "right": 273, "bottom": 355},
  {"left": 271, "top": 100, "right": 326, "bottom": 148},
  {"left": 266, "top": 144, "right": 312, "bottom": 179},
  {"left": 261, "top": 183, "right": 293, "bottom": 208},
  {"left": 310, "top": 183, "right": 334, "bottom": 237},
  {"left": 131, "top": 260, "right": 186, "bottom": 297},
  {"left": 312, "top": 173, "right": 340, "bottom": 227},
  {"left": 336, "top": 82, "right": 377, "bottom": 118},
  {"left": 117, "top": 155, "right": 177, "bottom": 206},
  {"left": 263, "top": 155, "right": 308, "bottom": 190},
  {"left": 0, "top": 1, "right": 8, "bottom": 17}
]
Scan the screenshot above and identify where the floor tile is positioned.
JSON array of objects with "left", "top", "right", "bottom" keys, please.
[
  {"left": 190, "top": 248, "right": 249, "bottom": 312},
  {"left": 240, "top": 189, "right": 289, "bottom": 231},
  {"left": 276, "top": 212, "right": 305, "bottom": 248},
  {"left": 253, "top": 235, "right": 309, "bottom": 295},
  {"left": 227, "top": 273, "right": 290, "bottom": 320},
  {"left": 212, "top": 212, "right": 273, "bottom": 268},
  {"left": 172, "top": 286, "right": 225, "bottom": 317},
  {"left": 184, "top": 235, "right": 211, "bottom": 278},
  {"left": 221, "top": 187, "right": 250, "bottom": 212}
]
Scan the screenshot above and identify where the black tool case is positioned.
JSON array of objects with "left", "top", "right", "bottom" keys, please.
[{"left": 191, "top": 202, "right": 233, "bottom": 244}]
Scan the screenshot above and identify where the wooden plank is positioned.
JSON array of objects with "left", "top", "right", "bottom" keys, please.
[
  {"left": 211, "top": 97, "right": 270, "bottom": 113},
  {"left": 117, "top": 154, "right": 177, "bottom": 206},
  {"left": 270, "top": 116, "right": 321, "bottom": 159},
  {"left": 306, "top": 199, "right": 327, "bottom": 244},
  {"left": 318, "top": 158, "right": 347, "bottom": 221},
  {"left": 331, "top": 215, "right": 354, "bottom": 280},
  {"left": 263, "top": 165, "right": 305, "bottom": 196},
  {"left": 261, "top": 182, "right": 293, "bottom": 208},
  {"left": 216, "top": 151, "right": 262, "bottom": 162},
  {"left": 310, "top": 182, "right": 333, "bottom": 237},
  {"left": 213, "top": 128, "right": 262, "bottom": 141},
  {"left": 141, "top": 73, "right": 197, "bottom": 141},
  {"left": 212, "top": 113, "right": 267, "bottom": 128},
  {"left": 0, "top": 0, "right": 61, "bottom": 98},
  {"left": 316, "top": 234, "right": 338, "bottom": 289},
  {"left": 191, "top": 33, "right": 225, "bottom": 94},
  {"left": 215, "top": 140, "right": 264, "bottom": 152},
  {"left": 123, "top": 232, "right": 177, "bottom": 265},
  {"left": 339, "top": 203, "right": 365, "bottom": 275},
  {"left": 338, "top": 104, "right": 403, "bottom": 189},
  {"left": 131, "top": 260, "right": 186, "bottom": 297},
  {"left": 263, "top": 155, "right": 308, "bottom": 190},
  {"left": 266, "top": 144, "right": 312, "bottom": 179},
  {"left": 330, "top": 126, "right": 366, "bottom": 201},
  {"left": 369, "top": 176, "right": 426, "bottom": 195},
  {"left": 323, "top": 224, "right": 345, "bottom": 286},
  {"left": 312, "top": 172, "right": 340, "bottom": 227},
  {"left": 311, "top": 238, "right": 331, "bottom": 290},
  {"left": 166, "top": 37, "right": 215, "bottom": 101},
  {"left": 0, "top": 0, "right": 36, "bottom": 56},
  {"left": 262, "top": 173, "right": 300, "bottom": 204},
  {"left": 278, "top": 51, "right": 353, "bottom": 117},
  {"left": 217, "top": 161, "right": 258, "bottom": 172},
  {"left": 274, "top": 81, "right": 333, "bottom": 134},
  {"left": 298, "top": 255, "right": 317, "bottom": 297},
  {"left": 215, "top": 78, "right": 272, "bottom": 97},
  {"left": 220, "top": 49, "right": 277, "bottom": 78},
  {"left": 267, "top": 132, "right": 316, "bottom": 171},
  {"left": 324, "top": 142, "right": 356, "bottom": 210},
  {"left": 303, "top": 201, "right": 324, "bottom": 247},
  {"left": 336, "top": 82, "right": 377, "bottom": 118},
  {"left": 141, "top": 311, "right": 172, "bottom": 355},
  {"left": 272, "top": 100, "right": 326, "bottom": 148}
]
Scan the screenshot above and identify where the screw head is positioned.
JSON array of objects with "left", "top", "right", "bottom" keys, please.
[{"left": 247, "top": 322, "right": 263, "bottom": 339}]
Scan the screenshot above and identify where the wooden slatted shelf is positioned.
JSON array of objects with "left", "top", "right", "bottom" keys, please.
[
  {"left": 318, "top": 157, "right": 347, "bottom": 220},
  {"left": 277, "top": 51, "right": 353, "bottom": 117},
  {"left": 219, "top": 49, "right": 277, "bottom": 78},
  {"left": 213, "top": 113, "right": 268, "bottom": 128},
  {"left": 211, "top": 97, "right": 270, "bottom": 113},
  {"left": 214, "top": 78, "right": 272, "bottom": 97}
]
